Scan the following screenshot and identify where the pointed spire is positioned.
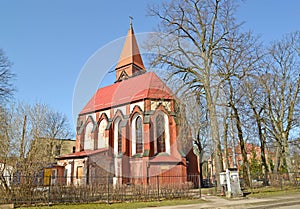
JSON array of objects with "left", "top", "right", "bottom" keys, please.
[{"left": 115, "top": 18, "right": 146, "bottom": 82}]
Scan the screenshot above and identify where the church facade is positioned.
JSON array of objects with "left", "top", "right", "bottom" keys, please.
[{"left": 57, "top": 24, "right": 198, "bottom": 186}]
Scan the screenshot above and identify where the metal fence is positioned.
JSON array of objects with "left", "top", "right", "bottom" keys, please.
[
  {"left": 1, "top": 173, "right": 299, "bottom": 206},
  {"left": 0, "top": 175, "right": 202, "bottom": 206},
  {"left": 239, "top": 172, "right": 300, "bottom": 190}
]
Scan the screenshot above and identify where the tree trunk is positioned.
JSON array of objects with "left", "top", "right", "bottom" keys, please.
[
  {"left": 228, "top": 79, "right": 250, "bottom": 187},
  {"left": 20, "top": 115, "right": 27, "bottom": 159},
  {"left": 199, "top": 153, "right": 204, "bottom": 187},
  {"left": 223, "top": 112, "right": 230, "bottom": 169},
  {"left": 282, "top": 133, "right": 293, "bottom": 180},
  {"left": 273, "top": 143, "right": 282, "bottom": 174},
  {"left": 259, "top": 133, "right": 269, "bottom": 185},
  {"left": 195, "top": 129, "right": 205, "bottom": 188},
  {"left": 0, "top": 174, "right": 11, "bottom": 195},
  {"left": 254, "top": 110, "right": 269, "bottom": 185},
  {"left": 208, "top": 102, "right": 223, "bottom": 191},
  {"left": 232, "top": 105, "right": 251, "bottom": 188}
]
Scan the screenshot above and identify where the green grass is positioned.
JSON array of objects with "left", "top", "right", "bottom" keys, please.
[
  {"left": 18, "top": 187, "right": 300, "bottom": 208},
  {"left": 245, "top": 186, "right": 300, "bottom": 198},
  {"left": 19, "top": 199, "right": 204, "bottom": 209}
]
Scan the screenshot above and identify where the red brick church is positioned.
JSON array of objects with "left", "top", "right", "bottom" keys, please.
[{"left": 57, "top": 23, "right": 198, "bottom": 186}]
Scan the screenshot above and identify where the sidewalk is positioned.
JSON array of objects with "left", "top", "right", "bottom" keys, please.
[{"left": 142, "top": 193, "right": 300, "bottom": 209}]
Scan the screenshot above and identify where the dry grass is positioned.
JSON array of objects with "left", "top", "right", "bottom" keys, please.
[
  {"left": 244, "top": 186, "right": 300, "bottom": 198},
  {"left": 19, "top": 199, "right": 204, "bottom": 209}
]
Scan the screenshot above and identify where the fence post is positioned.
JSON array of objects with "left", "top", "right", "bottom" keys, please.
[
  {"left": 107, "top": 176, "right": 110, "bottom": 204},
  {"left": 214, "top": 180, "right": 217, "bottom": 195},
  {"left": 198, "top": 175, "right": 201, "bottom": 198},
  {"left": 157, "top": 175, "right": 160, "bottom": 201},
  {"left": 48, "top": 175, "right": 51, "bottom": 206}
]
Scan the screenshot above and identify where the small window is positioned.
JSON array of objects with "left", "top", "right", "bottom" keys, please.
[
  {"left": 76, "top": 166, "right": 83, "bottom": 179},
  {"left": 72, "top": 146, "right": 76, "bottom": 153},
  {"left": 64, "top": 169, "right": 68, "bottom": 178}
]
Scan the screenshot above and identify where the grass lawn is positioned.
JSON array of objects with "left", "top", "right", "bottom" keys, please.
[
  {"left": 17, "top": 187, "right": 300, "bottom": 208},
  {"left": 19, "top": 199, "right": 204, "bottom": 209},
  {"left": 244, "top": 187, "right": 300, "bottom": 198}
]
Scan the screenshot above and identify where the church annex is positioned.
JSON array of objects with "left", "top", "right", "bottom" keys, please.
[{"left": 57, "top": 23, "right": 198, "bottom": 186}]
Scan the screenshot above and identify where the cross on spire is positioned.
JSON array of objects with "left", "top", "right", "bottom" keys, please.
[{"left": 129, "top": 16, "right": 133, "bottom": 28}]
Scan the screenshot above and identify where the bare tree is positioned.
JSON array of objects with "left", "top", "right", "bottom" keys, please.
[
  {"left": 221, "top": 107, "right": 230, "bottom": 169},
  {"left": 1, "top": 102, "right": 73, "bottom": 184},
  {"left": 216, "top": 29, "right": 262, "bottom": 187},
  {"left": 0, "top": 106, "right": 13, "bottom": 194},
  {"left": 147, "top": 0, "right": 243, "bottom": 191},
  {"left": 153, "top": 67, "right": 212, "bottom": 186},
  {"left": 0, "top": 50, "right": 15, "bottom": 189},
  {"left": 243, "top": 76, "right": 270, "bottom": 185},
  {"left": 182, "top": 91, "right": 211, "bottom": 186},
  {"left": 0, "top": 49, "right": 15, "bottom": 102},
  {"left": 262, "top": 32, "right": 300, "bottom": 179},
  {"left": 25, "top": 103, "right": 72, "bottom": 163}
]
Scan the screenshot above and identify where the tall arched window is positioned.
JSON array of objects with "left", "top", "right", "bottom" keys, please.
[
  {"left": 156, "top": 115, "right": 166, "bottom": 153},
  {"left": 84, "top": 122, "right": 94, "bottom": 150},
  {"left": 114, "top": 118, "right": 123, "bottom": 155},
  {"left": 136, "top": 116, "right": 143, "bottom": 153},
  {"left": 118, "top": 121, "right": 122, "bottom": 154},
  {"left": 98, "top": 119, "right": 108, "bottom": 149}
]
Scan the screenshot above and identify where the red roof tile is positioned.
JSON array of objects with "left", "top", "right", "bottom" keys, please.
[
  {"left": 80, "top": 72, "right": 174, "bottom": 115},
  {"left": 56, "top": 148, "right": 108, "bottom": 159}
]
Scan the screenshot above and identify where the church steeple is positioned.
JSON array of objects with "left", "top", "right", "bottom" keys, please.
[{"left": 115, "top": 19, "right": 146, "bottom": 82}]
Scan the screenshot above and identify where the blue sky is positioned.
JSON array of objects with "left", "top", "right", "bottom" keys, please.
[{"left": 0, "top": 0, "right": 299, "bottom": 135}]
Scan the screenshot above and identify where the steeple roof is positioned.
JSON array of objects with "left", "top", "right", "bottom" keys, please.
[{"left": 115, "top": 23, "right": 146, "bottom": 81}]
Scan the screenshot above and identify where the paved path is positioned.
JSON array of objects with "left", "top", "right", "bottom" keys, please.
[{"left": 142, "top": 193, "right": 300, "bottom": 209}]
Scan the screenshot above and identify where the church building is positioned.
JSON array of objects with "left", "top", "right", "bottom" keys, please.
[{"left": 57, "top": 23, "right": 198, "bottom": 186}]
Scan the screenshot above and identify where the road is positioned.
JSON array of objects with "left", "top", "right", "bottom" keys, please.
[
  {"left": 277, "top": 206, "right": 300, "bottom": 209},
  {"left": 143, "top": 192, "right": 300, "bottom": 209}
]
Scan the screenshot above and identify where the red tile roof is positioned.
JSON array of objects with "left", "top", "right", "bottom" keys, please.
[
  {"left": 80, "top": 72, "right": 174, "bottom": 115},
  {"left": 56, "top": 148, "right": 108, "bottom": 159},
  {"left": 226, "top": 143, "right": 261, "bottom": 155}
]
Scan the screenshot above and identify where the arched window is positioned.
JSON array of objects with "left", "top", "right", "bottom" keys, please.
[
  {"left": 98, "top": 119, "right": 108, "bottom": 149},
  {"left": 156, "top": 115, "right": 165, "bottom": 153},
  {"left": 84, "top": 122, "right": 94, "bottom": 150},
  {"left": 114, "top": 118, "right": 123, "bottom": 155},
  {"left": 118, "top": 121, "right": 122, "bottom": 154},
  {"left": 136, "top": 116, "right": 143, "bottom": 153}
]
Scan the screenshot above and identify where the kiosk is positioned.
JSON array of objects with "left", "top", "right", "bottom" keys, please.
[{"left": 220, "top": 168, "right": 243, "bottom": 197}]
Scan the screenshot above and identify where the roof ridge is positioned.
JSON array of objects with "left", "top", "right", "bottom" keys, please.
[{"left": 80, "top": 72, "right": 175, "bottom": 115}]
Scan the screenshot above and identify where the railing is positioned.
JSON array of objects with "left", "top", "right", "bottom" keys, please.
[
  {"left": 0, "top": 175, "right": 202, "bottom": 206},
  {"left": 2, "top": 173, "right": 299, "bottom": 206}
]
